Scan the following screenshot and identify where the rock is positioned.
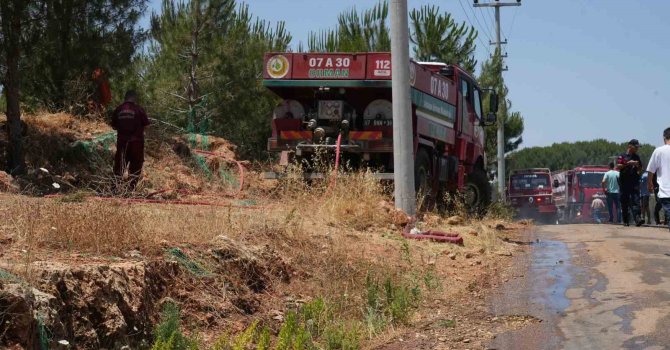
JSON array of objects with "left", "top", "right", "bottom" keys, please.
[
  {"left": 0, "top": 171, "right": 19, "bottom": 193},
  {"left": 438, "top": 337, "right": 447, "bottom": 342},
  {"left": 126, "top": 250, "right": 143, "bottom": 259},
  {"left": 469, "top": 231, "right": 479, "bottom": 237},
  {"left": 448, "top": 253, "right": 457, "bottom": 260},
  {"left": 478, "top": 248, "right": 486, "bottom": 254},
  {"left": 446, "top": 216, "right": 464, "bottom": 225},
  {"left": 391, "top": 209, "right": 411, "bottom": 225},
  {"left": 497, "top": 251, "right": 513, "bottom": 257},
  {"left": 465, "top": 252, "right": 474, "bottom": 259},
  {"left": 463, "top": 338, "right": 471, "bottom": 343},
  {"left": 270, "top": 309, "right": 284, "bottom": 321}
]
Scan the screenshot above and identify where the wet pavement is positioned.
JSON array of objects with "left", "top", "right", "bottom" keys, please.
[{"left": 490, "top": 224, "right": 670, "bottom": 350}]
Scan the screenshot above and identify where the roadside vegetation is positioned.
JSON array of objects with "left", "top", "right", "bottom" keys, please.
[{"left": 509, "top": 139, "right": 655, "bottom": 171}]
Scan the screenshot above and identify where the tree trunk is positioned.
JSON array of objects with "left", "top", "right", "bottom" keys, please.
[{"left": 1, "top": 0, "right": 26, "bottom": 175}]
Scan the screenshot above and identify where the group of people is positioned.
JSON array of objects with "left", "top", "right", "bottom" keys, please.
[{"left": 599, "top": 135, "right": 670, "bottom": 230}]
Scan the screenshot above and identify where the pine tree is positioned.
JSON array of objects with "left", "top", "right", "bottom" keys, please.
[
  {"left": 478, "top": 49, "right": 524, "bottom": 166},
  {"left": 145, "top": 1, "right": 291, "bottom": 158},
  {"left": 409, "top": 5, "right": 478, "bottom": 73},
  {"left": 0, "top": 0, "right": 29, "bottom": 174}
]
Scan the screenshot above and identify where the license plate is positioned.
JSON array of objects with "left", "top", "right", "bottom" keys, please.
[{"left": 364, "top": 119, "right": 392, "bottom": 127}]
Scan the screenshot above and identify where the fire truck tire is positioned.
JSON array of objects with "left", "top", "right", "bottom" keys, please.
[
  {"left": 414, "top": 148, "right": 431, "bottom": 195},
  {"left": 465, "top": 170, "right": 491, "bottom": 213}
]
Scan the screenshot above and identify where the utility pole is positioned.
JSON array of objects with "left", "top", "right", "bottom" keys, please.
[
  {"left": 474, "top": 0, "right": 521, "bottom": 200},
  {"left": 390, "top": 0, "right": 416, "bottom": 215}
]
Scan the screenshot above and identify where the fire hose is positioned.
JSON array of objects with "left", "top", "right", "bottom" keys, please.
[{"left": 402, "top": 218, "right": 464, "bottom": 245}]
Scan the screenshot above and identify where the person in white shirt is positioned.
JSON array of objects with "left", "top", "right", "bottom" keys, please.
[
  {"left": 591, "top": 195, "right": 606, "bottom": 224},
  {"left": 646, "top": 127, "right": 670, "bottom": 231}
]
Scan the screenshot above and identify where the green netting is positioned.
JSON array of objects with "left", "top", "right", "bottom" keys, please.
[
  {"left": 185, "top": 95, "right": 241, "bottom": 190},
  {"left": 0, "top": 268, "right": 21, "bottom": 282},
  {"left": 66, "top": 94, "right": 241, "bottom": 191},
  {"left": 37, "top": 315, "right": 49, "bottom": 350},
  {"left": 166, "top": 247, "right": 211, "bottom": 277},
  {"left": 69, "top": 131, "right": 117, "bottom": 168}
]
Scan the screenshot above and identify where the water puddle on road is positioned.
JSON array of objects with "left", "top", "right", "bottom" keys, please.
[{"left": 529, "top": 240, "right": 572, "bottom": 314}]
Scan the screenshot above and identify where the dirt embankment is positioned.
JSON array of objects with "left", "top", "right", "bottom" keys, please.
[
  {"left": 1, "top": 237, "right": 292, "bottom": 349},
  {"left": 1, "top": 112, "right": 532, "bottom": 349},
  {"left": 0, "top": 112, "right": 246, "bottom": 196}
]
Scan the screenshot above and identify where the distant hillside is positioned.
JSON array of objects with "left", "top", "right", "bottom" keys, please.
[{"left": 508, "top": 139, "right": 655, "bottom": 172}]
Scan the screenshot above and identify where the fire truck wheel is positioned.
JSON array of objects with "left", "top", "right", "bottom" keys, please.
[
  {"left": 414, "top": 148, "right": 431, "bottom": 195},
  {"left": 465, "top": 170, "right": 491, "bottom": 213}
]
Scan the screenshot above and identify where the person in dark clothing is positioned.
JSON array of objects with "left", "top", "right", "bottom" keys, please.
[
  {"left": 111, "top": 90, "right": 150, "bottom": 191},
  {"left": 617, "top": 139, "right": 644, "bottom": 226},
  {"left": 652, "top": 173, "right": 666, "bottom": 225}
]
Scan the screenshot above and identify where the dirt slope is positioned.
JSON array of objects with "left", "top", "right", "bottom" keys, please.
[{"left": 0, "top": 112, "right": 530, "bottom": 349}]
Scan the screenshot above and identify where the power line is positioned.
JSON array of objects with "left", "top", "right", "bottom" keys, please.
[
  {"left": 471, "top": 2, "right": 495, "bottom": 43},
  {"left": 484, "top": 7, "right": 498, "bottom": 37},
  {"left": 505, "top": 5, "right": 520, "bottom": 42},
  {"left": 457, "top": 0, "right": 492, "bottom": 57},
  {"left": 466, "top": 0, "right": 495, "bottom": 43}
]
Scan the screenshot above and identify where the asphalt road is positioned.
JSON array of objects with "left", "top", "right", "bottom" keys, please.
[{"left": 490, "top": 223, "right": 670, "bottom": 350}]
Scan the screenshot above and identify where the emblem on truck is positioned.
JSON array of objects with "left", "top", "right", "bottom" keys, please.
[{"left": 267, "top": 55, "right": 290, "bottom": 79}]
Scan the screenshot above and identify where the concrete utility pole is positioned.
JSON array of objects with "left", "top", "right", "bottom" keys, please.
[
  {"left": 390, "top": 0, "right": 416, "bottom": 215},
  {"left": 474, "top": 0, "right": 521, "bottom": 200}
]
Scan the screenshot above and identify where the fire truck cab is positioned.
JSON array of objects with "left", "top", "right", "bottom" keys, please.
[
  {"left": 552, "top": 165, "right": 609, "bottom": 223},
  {"left": 507, "top": 168, "right": 557, "bottom": 222}
]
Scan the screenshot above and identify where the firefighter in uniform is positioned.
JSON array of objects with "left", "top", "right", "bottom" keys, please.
[
  {"left": 617, "top": 139, "right": 644, "bottom": 226},
  {"left": 111, "top": 90, "right": 150, "bottom": 191}
]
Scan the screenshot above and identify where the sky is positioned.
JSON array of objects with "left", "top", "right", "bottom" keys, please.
[{"left": 146, "top": 0, "right": 670, "bottom": 149}]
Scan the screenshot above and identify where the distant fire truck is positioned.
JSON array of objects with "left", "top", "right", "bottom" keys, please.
[
  {"left": 507, "top": 168, "right": 558, "bottom": 222},
  {"left": 262, "top": 52, "right": 498, "bottom": 209},
  {"left": 552, "top": 165, "right": 609, "bottom": 223}
]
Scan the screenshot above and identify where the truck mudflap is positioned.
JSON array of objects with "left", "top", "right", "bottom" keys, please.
[
  {"left": 537, "top": 204, "right": 558, "bottom": 213},
  {"left": 264, "top": 172, "right": 394, "bottom": 180}
]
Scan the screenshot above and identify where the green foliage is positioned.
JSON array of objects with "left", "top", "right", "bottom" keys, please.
[
  {"left": 308, "top": 1, "right": 389, "bottom": 52},
  {"left": 143, "top": 1, "right": 291, "bottom": 159},
  {"left": 17, "top": 0, "right": 147, "bottom": 109},
  {"left": 478, "top": 50, "right": 525, "bottom": 160},
  {"left": 152, "top": 302, "right": 198, "bottom": 350},
  {"left": 364, "top": 273, "right": 420, "bottom": 336},
  {"left": 323, "top": 323, "right": 361, "bottom": 350},
  {"left": 276, "top": 311, "right": 315, "bottom": 350},
  {"left": 300, "top": 297, "right": 330, "bottom": 338},
  {"left": 508, "top": 139, "right": 655, "bottom": 173},
  {"left": 210, "top": 321, "right": 264, "bottom": 350},
  {"left": 308, "top": 1, "right": 478, "bottom": 75},
  {"left": 409, "top": 5, "right": 478, "bottom": 73}
]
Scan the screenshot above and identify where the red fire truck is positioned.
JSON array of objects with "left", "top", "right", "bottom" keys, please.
[
  {"left": 507, "top": 168, "right": 558, "bottom": 222},
  {"left": 552, "top": 165, "right": 609, "bottom": 223},
  {"left": 262, "top": 52, "right": 498, "bottom": 209}
]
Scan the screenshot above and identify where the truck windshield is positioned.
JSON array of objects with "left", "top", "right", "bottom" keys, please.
[
  {"left": 577, "top": 172, "right": 605, "bottom": 188},
  {"left": 511, "top": 174, "right": 550, "bottom": 190}
]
